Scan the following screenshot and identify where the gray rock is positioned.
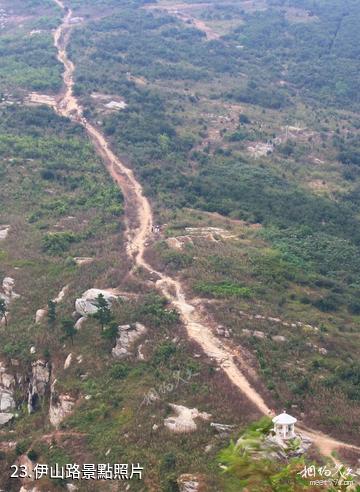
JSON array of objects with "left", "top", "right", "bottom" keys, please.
[
  {"left": 28, "top": 360, "right": 50, "bottom": 414},
  {"left": 242, "top": 329, "right": 252, "bottom": 336},
  {"left": 0, "top": 413, "right": 13, "bottom": 425},
  {"left": 177, "top": 474, "right": 201, "bottom": 492},
  {"left": 0, "top": 364, "right": 15, "bottom": 389},
  {"left": 0, "top": 390, "right": 15, "bottom": 412},
  {"left": 0, "top": 225, "right": 10, "bottom": 240},
  {"left": 112, "top": 323, "right": 147, "bottom": 359},
  {"left": 74, "top": 316, "right": 86, "bottom": 330},
  {"left": 35, "top": 309, "right": 47, "bottom": 324},
  {"left": 164, "top": 404, "right": 211, "bottom": 434},
  {"left": 75, "top": 289, "right": 118, "bottom": 317},
  {"left": 64, "top": 353, "right": 72, "bottom": 370},
  {"left": 66, "top": 485, "right": 78, "bottom": 491},
  {"left": 49, "top": 383, "right": 75, "bottom": 429},
  {"left": 210, "top": 422, "right": 235, "bottom": 435},
  {"left": 0, "top": 362, "right": 16, "bottom": 425},
  {"left": 272, "top": 335, "right": 286, "bottom": 343}
]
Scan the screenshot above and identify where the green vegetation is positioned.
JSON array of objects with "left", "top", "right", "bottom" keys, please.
[
  {"left": 218, "top": 417, "right": 355, "bottom": 491},
  {"left": 194, "top": 281, "right": 252, "bottom": 299},
  {"left": 1, "top": 0, "right": 360, "bottom": 489},
  {"left": 0, "top": 33, "right": 62, "bottom": 92},
  {"left": 227, "top": 0, "right": 360, "bottom": 110}
]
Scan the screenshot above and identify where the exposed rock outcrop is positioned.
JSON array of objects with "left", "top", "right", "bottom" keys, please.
[
  {"left": 0, "top": 361, "right": 16, "bottom": 425},
  {"left": 0, "top": 413, "right": 14, "bottom": 425},
  {"left": 272, "top": 335, "right": 286, "bottom": 343},
  {"left": 0, "top": 390, "right": 15, "bottom": 412},
  {"left": 49, "top": 382, "right": 75, "bottom": 428},
  {"left": 210, "top": 422, "right": 235, "bottom": 437},
  {"left": 66, "top": 485, "right": 79, "bottom": 492},
  {"left": 75, "top": 289, "right": 119, "bottom": 317},
  {"left": 264, "top": 433, "right": 313, "bottom": 459},
  {"left": 0, "top": 225, "right": 10, "bottom": 240},
  {"left": 35, "top": 309, "right": 47, "bottom": 324},
  {"left": 53, "top": 285, "right": 69, "bottom": 303},
  {"left": 0, "top": 277, "right": 19, "bottom": 325},
  {"left": 166, "top": 236, "right": 194, "bottom": 250},
  {"left": 0, "top": 277, "right": 20, "bottom": 324},
  {"left": 35, "top": 285, "right": 69, "bottom": 324},
  {"left": 177, "top": 474, "right": 203, "bottom": 492},
  {"left": 64, "top": 353, "right": 72, "bottom": 369},
  {"left": 74, "top": 316, "right": 86, "bottom": 330},
  {"left": 74, "top": 257, "right": 93, "bottom": 266},
  {"left": 28, "top": 360, "right": 50, "bottom": 414},
  {"left": 215, "top": 325, "right": 232, "bottom": 338},
  {"left": 164, "top": 404, "right": 211, "bottom": 433},
  {"left": 112, "top": 323, "right": 147, "bottom": 359},
  {"left": 2, "top": 277, "right": 19, "bottom": 300}
]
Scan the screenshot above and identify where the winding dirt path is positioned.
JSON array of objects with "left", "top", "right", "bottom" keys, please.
[{"left": 51, "top": 0, "right": 360, "bottom": 461}]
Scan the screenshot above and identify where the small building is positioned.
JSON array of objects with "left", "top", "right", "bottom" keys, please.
[{"left": 272, "top": 411, "right": 297, "bottom": 440}]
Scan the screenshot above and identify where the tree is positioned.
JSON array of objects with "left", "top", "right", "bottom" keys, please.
[
  {"left": 239, "top": 113, "right": 251, "bottom": 124},
  {"left": 47, "top": 300, "right": 57, "bottom": 326},
  {"left": 0, "top": 298, "right": 7, "bottom": 327},
  {"left": 61, "top": 319, "right": 76, "bottom": 345},
  {"left": 93, "top": 293, "right": 113, "bottom": 330},
  {"left": 101, "top": 321, "right": 118, "bottom": 342}
]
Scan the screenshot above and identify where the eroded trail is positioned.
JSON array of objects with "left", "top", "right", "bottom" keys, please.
[{"left": 52, "top": 0, "right": 360, "bottom": 459}]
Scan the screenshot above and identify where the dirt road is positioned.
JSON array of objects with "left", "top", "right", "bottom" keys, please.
[{"left": 51, "top": 0, "right": 360, "bottom": 460}]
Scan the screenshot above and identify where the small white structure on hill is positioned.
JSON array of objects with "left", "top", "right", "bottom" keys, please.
[{"left": 272, "top": 411, "right": 297, "bottom": 440}]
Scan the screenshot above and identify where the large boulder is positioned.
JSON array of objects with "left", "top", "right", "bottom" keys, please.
[
  {"left": 49, "top": 382, "right": 75, "bottom": 428},
  {"left": 75, "top": 289, "right": 118, "bottom": 317},
  {"left": 0, "top": 362, "right": 16, "bottom": 425},
  {"left": 64, "top": 353, "right": 72, "bottom": 370},
  {"left": 28, "top": 360, "right": 50, "bottom": 414},
  {"left": 0, "top": 413, "right": 14, "bottom": 425},
  {"left": 53, "top": 285, "right": 69, "bottom": 303},
  {"left": 0, "top": 390, "right": 15, "bottom": 412},
  {"left": 164, "top": 404, "right": 211, "bottom": 433},
  {"left": 0, "top": 363, "right": 15, "bottom": 389},
  {"left": 0, "top": 278, "right": 20, "bottom": 325},
  {"left": 177, "top": 474, "right": 203, "bottom": 492},
  {"left": 0, "top": 225, "right": 10, "bottom": 240},
  {"left": 112, "top": 323, "right": 147, "bottom": 359},
  {"left": 2, "top": 277, "right": 19, "bottom": 300},
  {"left": 35, "top": 309, "right": 47, "bottom": 324}
]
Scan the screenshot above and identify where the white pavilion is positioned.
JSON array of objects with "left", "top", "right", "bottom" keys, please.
[{"left": 272, "top": 411, "right": 297, "bottom": 440}]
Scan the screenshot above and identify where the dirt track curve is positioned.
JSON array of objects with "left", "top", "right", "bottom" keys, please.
[{"left": 52, "top": 0, "right": 360, "bottom": 461}]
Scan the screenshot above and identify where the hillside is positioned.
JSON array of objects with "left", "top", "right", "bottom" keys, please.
[{"left": 0, "top": 0, "right": 360, "bottom": 490}]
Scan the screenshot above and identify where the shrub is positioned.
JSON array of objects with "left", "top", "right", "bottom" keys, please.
[
  {"left": 312, "top": 295, "right": 339, "bottom": 312},
  {"left": 152, "top": 342, "right": 177, "bottom": 365},
  {"left": 161, "top": 452, "right": 176, "bottom": 471},
  {"left": 348, "top": 300, "right": 360, "bottom": 315},
  {"left": 110, "top": 363, "right": 131, "bottom": 380},
  {"left": 16, "top": 440, "right": 30, "bottom": 456},
  {"left": 239, "top": 114, "right": 251, "bottom": 124},
  {"left": 194, "top": 281, "right": 252, "bottom": 299},
  {"left": 138, "top": 295, "right": 179, "bottom": 327},
  {"left": 42, "top": 232, "right": 79, "bottom": 255},
  {"left": 27, "top": 449, "right": 39, "bottom": 462},
  {"left": 162, "top": 250, "right": 193, "bottom": 270}
]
